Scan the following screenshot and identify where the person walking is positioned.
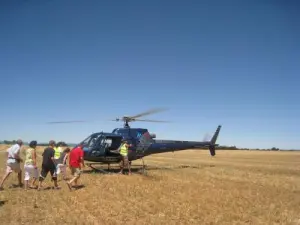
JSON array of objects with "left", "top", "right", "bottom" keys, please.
[
  {"left": 38, "top": 140, "right": 60, "bottom": 190},
  {"left": 66, "top": 144, "right": 85, "bottom": 191},
  {"left": 54, "top": 142, "right": 63, "bottom": 160},
  {"left": 0, "top": 140, "right": 23, "bottom": 190},
  {"left": 55, "top": 147, "right": 70, "bottom": 180},
  {"left": 24, "top": 141, "right": 39, "bottom": 190}
]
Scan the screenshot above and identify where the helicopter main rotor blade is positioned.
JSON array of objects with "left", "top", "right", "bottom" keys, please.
[
  {"left": 129, "top": 108, "right": 168, "bottom": 119},
  {"left": 134, "top": 119, "right": 171, "bottom": 123},
  {"left": 46, "top": 120, "right": 88, "bottom": 124}
]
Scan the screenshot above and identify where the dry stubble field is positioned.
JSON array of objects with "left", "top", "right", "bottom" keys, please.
[{"left": 0, "top": 144, "right": 300, "bottom": 225}]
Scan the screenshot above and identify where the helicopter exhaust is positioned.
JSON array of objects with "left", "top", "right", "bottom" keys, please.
[{"left": 149, "top": 133, "right": 156, "bottom": 138}]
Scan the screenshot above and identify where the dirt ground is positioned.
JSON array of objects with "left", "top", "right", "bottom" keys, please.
[{"left": 0, "top": 144, "right": 299, "bottom": 225}]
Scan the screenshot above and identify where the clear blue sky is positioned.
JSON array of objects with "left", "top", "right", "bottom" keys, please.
[{"left": 0, "top": 0, "right": 299, "bottom": 149}]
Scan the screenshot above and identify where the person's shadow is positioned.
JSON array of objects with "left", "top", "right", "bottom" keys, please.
[
  {"left": 0, "top": 200, "right": 8, "bottom": 207},
  {"left": 73, "top": 184, "right": 85, "bottom": 190}
]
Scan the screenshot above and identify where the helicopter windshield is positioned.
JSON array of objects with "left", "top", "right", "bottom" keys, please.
[{"left": 81, "top": 133, "right": 103, "bottom": 148}]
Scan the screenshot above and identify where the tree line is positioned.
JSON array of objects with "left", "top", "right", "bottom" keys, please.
[{"left": 0, "top": 140, "right": 72, "bottom": 147}]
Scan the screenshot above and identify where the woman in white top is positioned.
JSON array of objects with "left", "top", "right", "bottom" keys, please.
[{"left": 24, "top": 141, "right": 39, "bottom": 190}]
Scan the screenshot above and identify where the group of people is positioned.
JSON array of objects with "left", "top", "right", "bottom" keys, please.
[{"left": 0, "top": 139, "right": 85, "bottom": 191}]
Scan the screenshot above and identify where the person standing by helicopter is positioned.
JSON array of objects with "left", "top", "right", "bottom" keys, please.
[{"left": 118, "top": 139, "right": 132, "bottom": 175}]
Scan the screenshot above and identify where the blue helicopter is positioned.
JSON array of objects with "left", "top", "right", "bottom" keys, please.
[{"left": 48, "top": 108, "right": 221, "bottom": 173}]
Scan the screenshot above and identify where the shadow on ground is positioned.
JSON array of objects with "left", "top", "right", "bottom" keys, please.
[
  {"left": 82, "top": 164, "right": 216, "bottom": 175},
  {"left": 0, "top": 200, "right": 7, "bottom": 207}
]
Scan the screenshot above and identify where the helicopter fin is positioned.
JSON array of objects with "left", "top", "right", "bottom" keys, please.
[{"left": 208, "top": 125, "right": 222, "bottom": 156}]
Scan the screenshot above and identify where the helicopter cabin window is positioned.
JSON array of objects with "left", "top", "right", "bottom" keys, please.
[{"left": 103, "top": 136, "right": 123, "bottom": 151}]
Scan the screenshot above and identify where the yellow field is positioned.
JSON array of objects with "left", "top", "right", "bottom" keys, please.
[{"left": 0, "top": 144, "right": 300, "bottom": 225}]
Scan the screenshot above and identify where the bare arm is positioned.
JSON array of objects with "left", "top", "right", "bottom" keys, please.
[
  {"left": 13, "top": 153, "right": 20, "bottom": 159},
  {"left": 80, "top": 157, "right": 85, "bottom": 168},
  {"left": 13, "top": 148, "right": 23, "bottom": 162},
  {"left": 32, "top": 149, "right": 37, "bottom": 168},
  {"left": 126, "top": 143, "right": 132, "bottom": 148},
  {"left": 80, "top": 150, "right": 85, "bottom": 168},
  {"left": 63, "top": 153, "right": 68, "bottom": 165},
  {"left": 51, "top": 150, "right": 56, "bottom": 166}
]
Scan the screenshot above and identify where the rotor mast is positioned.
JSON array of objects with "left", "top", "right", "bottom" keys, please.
[{"left": 123, "top": 117, "right": 131, "bottom": 128}]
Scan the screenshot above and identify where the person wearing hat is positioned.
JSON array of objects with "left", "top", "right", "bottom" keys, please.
[
  {"left": 38, "top": 140, "right": 60, "bottom": 190},
  {"left": 118, "top": 139, "right": 132, "bottom": 175},
  {"left": 0, "top": 139, "right": 24, "bottom": 190},
  {"left": 24, "top": 140, "right": 39, "bottom": 190}
]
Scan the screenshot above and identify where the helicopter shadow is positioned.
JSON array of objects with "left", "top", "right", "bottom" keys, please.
[
  {"left": 83, "top": 164, "right": 216, "bottom": 175},
  {"left": 83, "top": 167, "right": 147, "bottom": 174}
]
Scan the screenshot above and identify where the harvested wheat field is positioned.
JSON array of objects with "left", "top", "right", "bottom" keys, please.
[{"left": 0, "top": 144, "right": 300, "bottom": 225}]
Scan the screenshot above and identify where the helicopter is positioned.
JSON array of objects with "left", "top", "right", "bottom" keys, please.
[{"left": 47, "top": 108, "right": 222, "bottom": 174}]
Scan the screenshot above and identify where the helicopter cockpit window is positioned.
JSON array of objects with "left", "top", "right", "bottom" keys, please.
[{"left": 81, "top": 134, "right": 102, "bottom": 148}]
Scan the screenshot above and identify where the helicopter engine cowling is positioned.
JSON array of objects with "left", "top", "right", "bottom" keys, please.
[{"left": 150, "top": 133, "right": 156, "bottom": 138}]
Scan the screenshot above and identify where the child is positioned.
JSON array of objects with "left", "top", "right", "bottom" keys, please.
[{"left": 55, "top": 148, "right": 70, "bottom": 180}]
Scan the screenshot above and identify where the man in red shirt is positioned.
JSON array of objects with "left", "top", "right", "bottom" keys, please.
[{"left": 66, "top": 144, "right": 85, "bottom": 191}]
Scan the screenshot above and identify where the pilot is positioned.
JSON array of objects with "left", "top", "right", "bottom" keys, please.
[{"left": 118, "top": 139, "right": 132, "bottom": 175}]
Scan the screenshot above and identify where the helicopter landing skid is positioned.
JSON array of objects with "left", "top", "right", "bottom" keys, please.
[
  {"left": 87, "top": 163, "right": 112, "bottom": 174},
  {"left": 86, "top": 160, "right": 147, "bottom": 175},
  {"left": 135, "top": 157, "right": 147, "bottom": 175}
]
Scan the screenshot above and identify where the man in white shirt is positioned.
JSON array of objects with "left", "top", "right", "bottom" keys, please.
[{"left": 0, "top": 139, "right": 24, "bottom": 190}]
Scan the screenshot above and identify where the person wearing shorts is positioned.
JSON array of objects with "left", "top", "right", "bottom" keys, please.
[
  {"left": 38, "top": 140, "right": 60, "bottom": 190},
  {"left": 24, "top": 140, "right": 39, "bottom": 190},
  {"left": 66, "top": 144, "right": 85, "bottom": 191},
  {"left": 0, "top": 139, "right": 23, "bottom": 190}
]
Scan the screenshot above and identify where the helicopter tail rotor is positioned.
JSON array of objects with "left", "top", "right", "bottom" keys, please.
[{"left": 202, "top": 133, "right": 212, "bottom": 142}]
